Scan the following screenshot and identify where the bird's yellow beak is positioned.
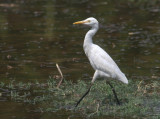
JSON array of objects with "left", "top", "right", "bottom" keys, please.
[{"left": 73, "top": 20, "right": 89, "bottom": 24}]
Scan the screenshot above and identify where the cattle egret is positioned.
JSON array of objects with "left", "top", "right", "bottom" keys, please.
[{"left": 73, "top": 17, "right": 128, "bottom": 107}]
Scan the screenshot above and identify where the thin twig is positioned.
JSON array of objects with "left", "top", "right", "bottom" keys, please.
[
  {"left": 88, "top": 102, "right": 100, "bottom": 117},
  {"left": 137, "top": 80, "right": 142, "bottom": 91},
  {"left": 56, "top": 63, "right": 64, "bottom": 88},
  {"left": 95, "top": 102, "right": 99, "bottom": 114}
]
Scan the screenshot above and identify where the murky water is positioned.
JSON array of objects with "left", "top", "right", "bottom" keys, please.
[{"left": 0, "top": 0, "right": 160, "bottom": 118}]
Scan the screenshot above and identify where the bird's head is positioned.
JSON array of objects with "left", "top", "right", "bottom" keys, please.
[{"left": 73, "top": 17, "right": 99, "bottom": 28}]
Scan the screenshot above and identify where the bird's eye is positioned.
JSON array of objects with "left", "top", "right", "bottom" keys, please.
[{"left": 88, "top": 20, "right": 91, "bottom": 22}]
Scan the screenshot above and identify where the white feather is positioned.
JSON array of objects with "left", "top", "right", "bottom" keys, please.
[{"left": 76, "top": 17, "right": 128, "bottom": 84}]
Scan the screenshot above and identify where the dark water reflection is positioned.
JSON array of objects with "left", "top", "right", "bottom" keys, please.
[
  {"left": 0, "top": 0, "right": 160, "bottom": 82},
  {"left": 0, "top": 0, "right": 160, "bottom": 118}
]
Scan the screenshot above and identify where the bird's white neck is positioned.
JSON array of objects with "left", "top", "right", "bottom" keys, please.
[{"left": 83, "top": 25, "right": 99, "bottom": 50}]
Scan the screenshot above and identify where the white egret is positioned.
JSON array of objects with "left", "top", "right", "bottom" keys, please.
[{"left": 73, "top": 17, "right": 128, "bottom": 107}]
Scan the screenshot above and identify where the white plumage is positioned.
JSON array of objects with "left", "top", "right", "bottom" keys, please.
[{"left": 73, "top": 17, "right": 128, "bottom": 84}]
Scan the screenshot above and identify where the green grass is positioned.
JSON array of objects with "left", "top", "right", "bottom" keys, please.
[{"left": 1, "top": 78, "right": 160, "bottom": 118}]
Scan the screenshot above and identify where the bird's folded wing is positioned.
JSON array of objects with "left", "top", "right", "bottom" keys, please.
[{"left": 88, "top": 44, "right": 122, "bottom": 78}]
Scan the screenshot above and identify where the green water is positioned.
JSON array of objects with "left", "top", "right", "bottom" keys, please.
[{"left": 0, "top": 0, "right": 160, "bottom": 118}]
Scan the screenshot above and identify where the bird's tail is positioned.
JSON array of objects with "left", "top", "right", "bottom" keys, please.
[{"left": 117, "top": 73, "right": 128, "bottom": 84}]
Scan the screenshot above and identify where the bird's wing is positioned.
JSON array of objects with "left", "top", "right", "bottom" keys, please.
[{"left": 88, "top": 44, "right": 122, "bottom": 78}]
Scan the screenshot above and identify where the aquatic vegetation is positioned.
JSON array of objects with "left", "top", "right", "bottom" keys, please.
[{"left": 0, "top": 78, "right": 159, "bottom": 118}]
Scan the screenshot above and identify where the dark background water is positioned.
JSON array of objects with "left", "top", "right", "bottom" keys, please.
[{"left": 0, "top": 0, "right": 160, "bottom": 118}]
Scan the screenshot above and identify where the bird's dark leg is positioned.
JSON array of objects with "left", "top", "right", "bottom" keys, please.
[
  {"left": 107, "top": 81, "right": 120, "bottom": 105},
  {"left": 75, "top": 84, "right": 93, "bottom": 107}
]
